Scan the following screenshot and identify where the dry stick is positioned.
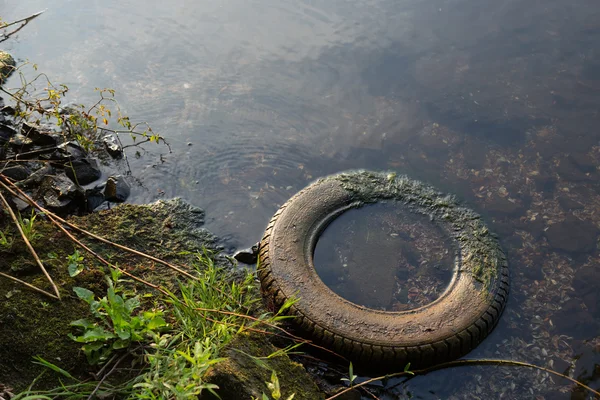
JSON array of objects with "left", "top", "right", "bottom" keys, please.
[
  {"left": 0, "top": 9, "right": 47, "bottom": 43},
  {"left": 0, "top": 176, "right": 247, "bottom": 310},
  {"left": 325, "top": 359, "right": 600, "bottom": 400},
  {"left": 0, "top": 270, "right": 58, "bottom": 299},
  {"left": 44, "top": 210, "right": 169, "bottom": 297},
  {"left": 0, "top": 189, "right": 60, "bottom": 299},
  {"left": 0, "top": 178, "right": 167, "bottom": 297},
  {"left": 0, "top": 176, "right": 197, "bottom": 281}
]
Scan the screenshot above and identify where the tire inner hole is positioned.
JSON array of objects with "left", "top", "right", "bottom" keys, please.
[{"left": 313, "top": 202, "right": 455, "bottom": 311}]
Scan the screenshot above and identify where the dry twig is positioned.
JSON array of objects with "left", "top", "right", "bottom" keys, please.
[
  {"left": 0, "top": 188, "right": 60, "bottom": 299},
  {"left": 0, "top": 9, "right": 46, "bottom": 43}
]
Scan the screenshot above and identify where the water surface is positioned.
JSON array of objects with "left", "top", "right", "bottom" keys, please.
[{"left": 3, "top": 0, "right": 600, "bottom": 397}]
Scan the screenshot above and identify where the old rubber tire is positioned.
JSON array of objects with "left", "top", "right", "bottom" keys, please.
[{"left": 258, "top": 171, "right": 509, "bottom": 369}]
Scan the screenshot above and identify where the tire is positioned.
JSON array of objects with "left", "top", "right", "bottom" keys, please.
[{"left": 258, "top": 171, "right": 509, "bottom": 369}]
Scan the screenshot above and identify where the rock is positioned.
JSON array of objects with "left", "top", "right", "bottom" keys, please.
[
  {"left": 205, "top": 333, "right": 324, "bottom": 400},
  {"left": 0, "top": 122, "right": 17, "bottom": 144},
  {"left": 0, "top": 164, "right": 30, "bottom": 181},
  {"left": 9, "top": 133, "right": 34, "bottom": 148},
  {"left": 233, "top": 244, "right": 259, "bottom": 264},
  {"left": 102, "top": 135, "right": 123, "bottom": 159},
  {"left": 36, "top": 173, "right": 84, "bottom": 212},
  {"left": 21, "top": 123, "right": 59, "bottom": 147},
  {"left": 545, "top": 218, "right": 599, "bottom": 253},
  {"left": 104, "top": 175, "right": 130, "bottom": 202},
  {"left": 84, "top": 186, "right": 105, "bottom": 212},
  {"left": 557, "top": 194, "right": 584, "bottom": 211},
  {"left": 0, "top": 51, "right": 15, "bottom": 83},
  {"left": 19, "top": 164, "right": 55, "bottom": 188},
  {"left": 64, "top": 158, "right": 102, "bottom": 185},
  {"left": 53, "top": 142, "right": 87, "bottom": 162}
]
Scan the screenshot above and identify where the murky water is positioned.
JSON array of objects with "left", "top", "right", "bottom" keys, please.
[
  {"left": 314, "top": 202, "right": 455, "bottom": 311},
  {"left": 3, "top": 0, "right": 600, "bottom": 397}
]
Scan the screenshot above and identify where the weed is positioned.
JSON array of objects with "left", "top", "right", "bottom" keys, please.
[
  {"left": 341, "top": 362, "right": 358, "bottom": 387},
  {"left": 66, "top": 249, "right": 84, "bottom": 277},
  {"left": 68, "top": 274, "right": 167, "bottom": 365},
  {"left": 17, "top": 210, "right": 40, "bottom": 242},
  {"left": 255, "top": 371, "right": 295, "bottom": 400},
  {"left": 0, "top": 228, "right": 13, "bottom": 250}
]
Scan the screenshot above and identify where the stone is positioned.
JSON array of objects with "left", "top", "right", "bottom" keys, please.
[
  {"left": 36, "top": 173, "right": 84, "bottom": 212},
  {"left": 84, "top": 186, "right": 105, "bottom": 212},
  {"left": 21, "top": 123, "right": 59, "bottom": 147},
  {"left": 64, "top": 158, "right": 102, "bottom": 185},
  {"left": 53, "top": 142, "right": 87, "bottom": 162},
  {"left": 102, "top": 134, "right": 123, "bottom": 159},
  {"left": 233, "top": 244, "right": 259, "bottom": 265},
  {"left": 0, "top": 51, "right": 15, "bottom": 83},
  {"left": 0, "top": 122, "right": 17, "bottom": 144},
  {"left": 545, "top": 218, "right": 599, "bottom": 253},
  {"left": 0, "top": 164, "right": 30, "bottom": 181},
  {"left": 19, "top": 164, "right": 55, "bottom": 188},
  {"left": 104, "top": 175, "right": 130, "bottom": 202}
]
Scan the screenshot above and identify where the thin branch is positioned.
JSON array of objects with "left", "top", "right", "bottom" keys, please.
[
  {"left": 0, "top": 189, "right": 60, "bottom": 299},
  {"left": 0, "top": 270, "right": 59, "bottom": 299},
  {"left": 325, "top": 359, "right": 600, "bottom": 400},
  {"left": 0, "top": 10, "right": 47, "bottom": 43},
  {"left": 0, "top": 175, "right": 198, "bottom": 281},
  {"left": 87, "top": 351, "right": 129, "bottom": 400}
]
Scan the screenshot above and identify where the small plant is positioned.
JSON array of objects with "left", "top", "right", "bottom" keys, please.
[
  {"left": 256, "top": 371, "right": 295, "bottom": 400},
  {"left": 0, "top": 228, "right": 13, "bottom": 250},
  {"left": 341, "top": 362, "right": 358, "bottom": 387},
  {"left": 66, "top": 249, "right": 85, "bottom": 277},
  {"left": 17, "top": 210, "right": 40, "bottom": 242},
  {"left": 69, "top": 272, "right": 167, "bottom": 365}
]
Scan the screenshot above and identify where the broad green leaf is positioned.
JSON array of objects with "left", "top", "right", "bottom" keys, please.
[
  {"left": 147, "top": 316, "right": 167, "bottom": 330},
  {"left": 73, "top": 287, "right": 95, "bottom": 304},
  {"left": 68, "top": 262, "right": 83, "bottom": 277},
  {"left": 70, "top": 318, "right": 93, "bottom": 329}
]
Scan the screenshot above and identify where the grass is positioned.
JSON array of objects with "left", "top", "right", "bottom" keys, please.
[{"left": 12, "top": 249, "right": 292, "bottom": 399}]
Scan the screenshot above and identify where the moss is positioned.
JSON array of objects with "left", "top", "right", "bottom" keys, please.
[
  {"left": 204, "top": 333, "right": 324, "bottom": 400},
  {"left": 326, "top": 170, "right": 506, "bottom": 291},
  {"left": 0, "top": 198, "right": 220, "bottom": 391}
]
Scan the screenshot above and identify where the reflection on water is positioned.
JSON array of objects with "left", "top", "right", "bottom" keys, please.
[
  {"left": 4, "top": 0, "right": 600, "bottom": 397},
  {"left": 314, "top": 202, "right": 454, "bottom": 311}
]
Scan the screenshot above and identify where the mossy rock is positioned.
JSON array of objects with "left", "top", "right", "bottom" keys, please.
[
  {"left": 204, "top": 333, "right": 324, "bottom": 400},
  {"left": 0, "top": 51, "right": 15, "bottom": 83},
  {"left": 0, "top": 198, "right": 218, "bottom": 391}
]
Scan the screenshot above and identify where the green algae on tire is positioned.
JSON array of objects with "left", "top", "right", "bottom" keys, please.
[{"left": 257, "top": 170, "right": 509, "bottom": 369}]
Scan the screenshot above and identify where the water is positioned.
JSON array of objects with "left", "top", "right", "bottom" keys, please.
[
  {"left": 3, "top": 0, "right": 600, "bottom": 397},
  {"left": 314, "top": 202, "right": 455, "bottom": 311}
]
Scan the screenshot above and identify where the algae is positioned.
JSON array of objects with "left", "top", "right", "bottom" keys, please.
[{"left": 328, "top": 170, "right": 506, "bottom": 291}]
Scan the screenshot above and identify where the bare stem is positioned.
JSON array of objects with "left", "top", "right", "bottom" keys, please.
[
  {"left": 0, "top": 270, "right": 59, "bottom": 299},
  {"left": 325, "top": 359, "right": 600, "bottom": 400},
  {"left": 0, "top": 10, "right": 47, "bottom": 43},
  {"left": 0, "top": 189, "right": 60, "bottom": 299}
]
